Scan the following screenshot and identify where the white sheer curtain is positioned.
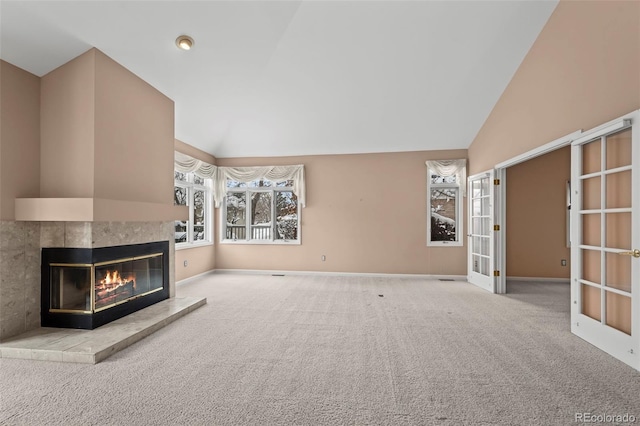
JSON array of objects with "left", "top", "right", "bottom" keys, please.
[
  {"left": 214, "top": 165, "right": 306, "bottom": 208},
  {"left": 425, "top": 159, "right": 467, "bottom": 196},
  {"left": 174, "top": 151, "right": 217, "bottom": 178}
]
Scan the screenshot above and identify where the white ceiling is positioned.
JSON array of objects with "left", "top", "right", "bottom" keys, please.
[{"left": 0, "top": 1, "right": 557, "bottom": 158}]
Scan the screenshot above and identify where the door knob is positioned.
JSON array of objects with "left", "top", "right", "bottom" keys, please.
[{"left": 618, "top": 249, "right": 640, "bottom": 258}]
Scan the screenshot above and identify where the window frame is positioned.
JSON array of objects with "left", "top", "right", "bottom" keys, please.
[
  {"left": 221, "top": 180, "right": 301, "bottom": 245},
  {"left": 427, "top": 169, "right": 463, "bottom": 247},
  {"left": 174, "top": 172, "right": 213, "bottom": 249}
]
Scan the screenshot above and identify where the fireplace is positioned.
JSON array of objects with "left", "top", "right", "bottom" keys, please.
[{"left": 41, "top": 241, "right": 170, "bottom": 329}]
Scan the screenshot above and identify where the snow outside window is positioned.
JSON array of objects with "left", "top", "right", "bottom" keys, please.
[
  {"left": 174, "top": 171, "right": 213, "bottom": 247},
  {"left": 223, "top": 178, "right": 300, "bottom": 244},
  {"left": 427, "top": 169, "right": 463, "bottom": 246}
]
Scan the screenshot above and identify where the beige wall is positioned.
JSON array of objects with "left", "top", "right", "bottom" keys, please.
[
  {"left": 174, "top": 139, "right": 217, "bottom": 281},
  {"left": 40, "top": 50, "right": 95, "bottom": 198},
  {"left": 175, "top": 245, "right": 216, "bottom": 282},
  {"left": 94, "top": 50, "right": 174, "bottom": 204},
  {"left": 468, "top": 0, "right": 640, "bottom": 175},
  {"left": 506, "top": 146, "right": 570, "bottom": 278},
  {"left": 216, "top": 150, "right": 467, "bottom": 275},
  {"left": 1, "top": 61, "right": 41, "bottom": 220}
]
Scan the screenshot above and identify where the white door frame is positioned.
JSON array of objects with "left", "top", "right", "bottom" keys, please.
[
  {"left": 494, "top": 167, "right": 507, "bottom": 294},
  {"left": 492, "top": 130, "right": 582, "bottom": 293}
]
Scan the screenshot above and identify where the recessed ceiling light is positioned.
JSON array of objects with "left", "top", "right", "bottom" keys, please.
[{"left": 176, "top": 35, "right": 194, "bottom": 51}]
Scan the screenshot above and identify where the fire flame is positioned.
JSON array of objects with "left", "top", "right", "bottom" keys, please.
[{"left": 98, "top": 270, "right": 136, "bottom": 292}]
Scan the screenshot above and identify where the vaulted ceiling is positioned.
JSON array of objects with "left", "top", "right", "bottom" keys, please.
[{"left": 1, "top": 1, "right": 558, "bottom": 158}]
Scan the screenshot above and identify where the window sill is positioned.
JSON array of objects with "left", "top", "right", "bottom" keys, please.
[
  {"left": 220, "top": 239, "right": 301, "bottom": 246},
  {"left": 175, "top": 241, "right": 214, "bottom": 251},
  {"left": 427, "top": 241, "right": 463, "bottom": 247}
]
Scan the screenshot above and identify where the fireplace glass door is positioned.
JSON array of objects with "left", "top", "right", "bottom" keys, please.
[
  {"left": 94, "top": 255, "right": 163, "bottom": 312},
  {"left": 50, "top": 265, "right": 92, "bottom": 312},
  {"left": 49, "top": 254, "right": 164, "bottom": 314}
]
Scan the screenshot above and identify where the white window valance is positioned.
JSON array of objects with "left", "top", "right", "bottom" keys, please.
[
  {"left": 174, "top": 151, "right": 217, "bottom": 178},
  {"left": 425, "top": 159, "right": 467, "bottom": 196},
  {"left": 214, "top": 165, "right": 306, "bottom": 208}
]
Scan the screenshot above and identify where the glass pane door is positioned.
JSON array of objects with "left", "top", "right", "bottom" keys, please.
[
  {"left": 468, "top": 171, "right": 495, "bottom": 292},
  {"left": 571, "top": 118, "right": 639, "bottom": 371}
]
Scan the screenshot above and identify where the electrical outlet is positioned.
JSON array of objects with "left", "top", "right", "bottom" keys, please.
[
  {"left": 184, "top": 260, "right": 188, "bottom": 267},
  {"left": 321, "top": 255, "right": 326, "bottom": 261},
  {"left": 561, "top": 259, "right": 567, "bottom": 266}
]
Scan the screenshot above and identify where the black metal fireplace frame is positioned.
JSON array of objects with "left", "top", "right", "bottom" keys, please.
[{"left": 41, "top": 241, "right": 170, "bottom": 330}]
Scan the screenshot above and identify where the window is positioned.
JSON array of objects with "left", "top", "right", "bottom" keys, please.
[
  {"left": 223, "top": 178, "right": 300, "bottom": 244},
  {"left": 427, "top": 167, "right": 463, "bottom": 246},
  {"left": 174, "top": 171, "right": 213, "bottom": 246}
]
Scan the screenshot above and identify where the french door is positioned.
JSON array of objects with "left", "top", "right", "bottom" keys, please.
[
  {"left": 468, "top": 171, "right": 496, "bottom": 293},
  {"left": 571, "top": 113, "right": 640, "bottom": 370}
]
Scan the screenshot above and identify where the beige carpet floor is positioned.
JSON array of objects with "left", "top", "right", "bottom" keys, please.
[{"left": 1, "top": 274, "right": 639, "bottom": 425}]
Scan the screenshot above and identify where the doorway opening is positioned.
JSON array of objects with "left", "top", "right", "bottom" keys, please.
[{"left": 503, "top": 146, "right": 571, "bottom": 292}]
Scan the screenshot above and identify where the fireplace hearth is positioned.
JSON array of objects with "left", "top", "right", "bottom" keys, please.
[{"left": 42, "top": 241, "right": 170, "bottom": 329}]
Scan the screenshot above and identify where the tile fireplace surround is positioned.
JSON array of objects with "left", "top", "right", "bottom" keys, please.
[{"left": 0, "top": 221, "right": 175, "bottom": 341}]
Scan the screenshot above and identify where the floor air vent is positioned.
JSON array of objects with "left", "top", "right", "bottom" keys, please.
[{"left": 438, "top": 278, "right": 455, "bottom": 282}]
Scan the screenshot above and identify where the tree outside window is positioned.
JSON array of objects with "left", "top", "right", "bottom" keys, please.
[{"left": 174, "top": 171, "right": 212, "bottom": 246}]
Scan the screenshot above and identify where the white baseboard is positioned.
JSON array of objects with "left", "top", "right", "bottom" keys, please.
[
  {"left": 507, "top": 276, "right": 570, "bottom": 284},
  {"left": 214, "top": 268, "right": 467, "bottom": 281},
  {"left": 180, "top": 270, "right": 568, "bottom": 284},
  {"left": 176, "top": 269, "right": 216, "bottom": 286}
]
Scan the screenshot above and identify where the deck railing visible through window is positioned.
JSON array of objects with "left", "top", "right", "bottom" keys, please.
[
  {"left": 226, "top": 225, "right": 245, "bottom": 240},
  {"left": 251, "top": 225, "right": 271, "bottom": 240},
  {"left": 226, "top": 225, "right": 272, "bottom": 240}
]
